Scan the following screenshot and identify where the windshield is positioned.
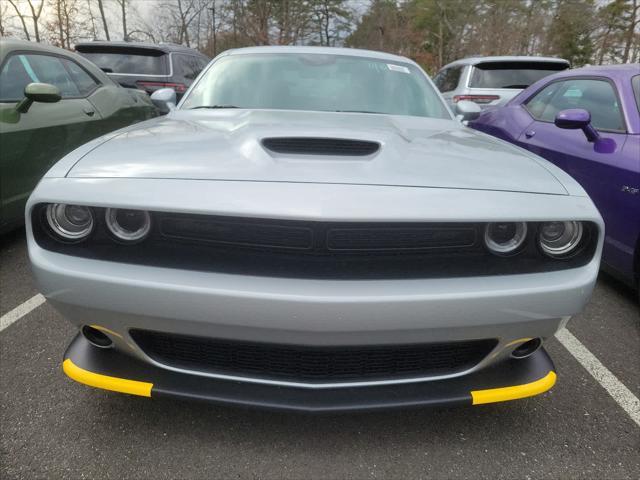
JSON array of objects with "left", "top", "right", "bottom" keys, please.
[
  {"left": 470, "top": 61, "right": 568, "bottom": 89},
  {"left": 77, "top": 48, "right": 168, "bottom": 75},
  {"left": 181, "top": 53, "right": 450, "bottom": 118}
]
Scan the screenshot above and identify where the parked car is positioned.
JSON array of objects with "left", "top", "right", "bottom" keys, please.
[
  {"left": 434, "top": 56, "right": 570, "bottom": 110},
  {"left": 0, "top": 39, "right": 158, "bottom": 233},
  {"left": 470, "top": 64, "right": 640, "bottom": 298},
  {"left": 27, "top": 46, "right": 603, "bottom": 411},
  {"left": 75, "top": 41, "right": 209, "bottom": 103}
]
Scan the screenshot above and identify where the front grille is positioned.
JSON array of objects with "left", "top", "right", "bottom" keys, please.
[
  {"left": 130, "top": 329, "right": 497, "bottom": 383},
  {"left": 160, "top": 216, "right": 314, "bottom": 250},
  {"left": 159, "top": 215, "right": 477, "bottom": 252},
  {"left": 327, "top": 226, "right": 476, "bottom": 251},
  {"left": 262, "top": 137, "right": 380, "bottom": 156}
]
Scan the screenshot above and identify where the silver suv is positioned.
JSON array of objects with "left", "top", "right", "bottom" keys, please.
[{"left": 434, "top": 56, "right": 569, "bottom": 109}]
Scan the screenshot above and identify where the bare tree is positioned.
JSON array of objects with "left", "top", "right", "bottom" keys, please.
[
  {"left": 47, "top": 0, "right": 86, "bottom": 48},
  {"left": 96, "top": 0, "right": 110, "bottom": 40},
  {"left": 311, "top": 0, "right": 351, "bottom": 47},
  {"left": 622, "top": 0, "right": 640, "bottom": 62},
  {"left": 27, "top": 0, "right": 45, "bottom": 41},
  {"left": 177, "top": 0, "right": 205, "bottom": 46},
  {"left": 0, "top": 1, "right": 15, "bottom": 37},
  {"left": 209, "top": 0, "right": 218, "bottom": 54},
  {"left": 7, "top": 0, "right": 32, "bottom": 40},
  {"left": 157, "top": 0, "right": 207, "bottom": 46},
  {"left": 241, "top": 0, "right": 273, "bottom": 45},
  {"left": 114, "top": 0, "right": 128, "bottom": 40},
  {"left": 86, "top": 0, "right": 98, "bottom": 39},
  {"left": 8, "top": 0, "right": 47, "bottom": 41}
]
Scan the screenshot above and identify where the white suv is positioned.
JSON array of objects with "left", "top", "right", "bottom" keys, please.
[{"left": 434, "top": 56, "right": 569, "bottom": 109}]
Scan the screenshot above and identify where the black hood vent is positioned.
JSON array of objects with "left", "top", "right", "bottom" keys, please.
[{"left": 262, "top": 137, "right": 380, "bottom": 156}]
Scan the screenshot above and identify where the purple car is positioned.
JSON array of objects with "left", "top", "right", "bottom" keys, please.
[{"left": 470, "top": 64, "right": 640, "bottom": 297}]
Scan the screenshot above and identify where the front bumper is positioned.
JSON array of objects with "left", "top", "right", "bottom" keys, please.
[
  {"left": 64, "top": 334, "right": 556, "bottom": 412},
  {"left": 32, "top": 245, "right": 596, "bottom": 386},
  {"left": 28, "top": 178, "right": 601, "bottom": 407}
]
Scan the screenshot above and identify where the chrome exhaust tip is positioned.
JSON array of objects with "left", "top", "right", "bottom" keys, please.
[
  {"left": 81, "top": 325, "right": 113, "bottom": 349},
  {"left": 511, "top": 338, "right": 542, "bottom": 359}
]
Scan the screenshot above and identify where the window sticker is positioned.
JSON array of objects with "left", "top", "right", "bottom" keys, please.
[{"left": 387, "top": 64, "right": 410, "bottom": 74}]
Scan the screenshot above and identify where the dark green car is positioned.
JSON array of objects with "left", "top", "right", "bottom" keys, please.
[{"left": 0, "top": 39, "right": 158, "bottom": 232}]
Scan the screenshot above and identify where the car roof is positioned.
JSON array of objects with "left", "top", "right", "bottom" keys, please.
[
  {"left": 0, "top": 38, "right": 111, "bottom": 82},
  {"left": 519, "top": 63, "right": 640, "bottom": 86},
  {"left": 1, "top": 38, "right": 74, "bottom": 56},
  {"left": 561, "top": 63, "right": 640, "bottom": 79},
  {"left": 221, "top": 45, "right": 417, "bottom": 65},
  {"left": 74, "top": 40, "right": 208, "bottom": 57},
  {"left": 441, "top": 55, "right": 570, "bottom": 69}
]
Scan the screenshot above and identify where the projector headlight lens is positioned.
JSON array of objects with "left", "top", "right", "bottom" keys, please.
[
  {"left": 105, "top": 208, "right": 151, "bottom": 242},
  {"left": 45, "top": 204, "right": 94, "bottom": 241},
  {"left": 484, "top": 222, "right": 528, "bottom": 255},
  {"left": 539, "top": 221, "right": 583, "bottom": 257}
]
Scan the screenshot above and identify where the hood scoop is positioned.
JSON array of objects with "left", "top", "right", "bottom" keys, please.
[{"left": 262, "top": 137, "right": 380, "bottom": 156}]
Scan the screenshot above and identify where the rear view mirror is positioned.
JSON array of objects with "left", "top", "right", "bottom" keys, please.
[
  {"left": 150, "top": 88, "right": 177, "bottom": 114},
  {"left": 455, "top": 100, "right": 482, "bottom": 122},
  {"left": 16, "top": 83, "right": 61, "bottom": 113}
]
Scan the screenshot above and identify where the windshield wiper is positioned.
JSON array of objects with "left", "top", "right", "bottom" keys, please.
[
  {"left": 190, "top": 105, "right": 240, "bottom": 109},
  {"left": 334, "top": 109, "right": 383, "bottom": 114}
]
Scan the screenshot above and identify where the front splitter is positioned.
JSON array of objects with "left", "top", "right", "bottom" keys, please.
[{"left": 63, "top": 334, "right": 556, "bottom": 412}]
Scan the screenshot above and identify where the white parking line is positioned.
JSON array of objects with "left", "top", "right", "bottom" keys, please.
[
  {"left": 556, "top": 328, "right": 640, "bottom": 428},
  {"left": 0, "top": 294, "right": 45, "bottom": 332}
]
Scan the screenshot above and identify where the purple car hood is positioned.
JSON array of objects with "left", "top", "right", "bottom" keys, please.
[{"left": 66, "top": 109, "right": 568, "bottom": 195}]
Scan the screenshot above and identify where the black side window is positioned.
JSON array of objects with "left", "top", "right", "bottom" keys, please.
[
  {"left": 525, "top": 78, "right": 625, "bottom": 132},
  {"left": 0, "top": 53, "right": 98, "bottom": 101},
  {"left": 61, "top": 58, "right": 99, "bottom": 95},
  {"left": 174, "top": 54, "right": 206, "bottom": 80},
  {"left": 0, "top": 55, "right": 32, "bottom": 101},
  {"left": 433, "top": 66, "right": 462, "bottom": 93},
  {"left": 197, "top": 57, "right": 209, "bottom": 74}
]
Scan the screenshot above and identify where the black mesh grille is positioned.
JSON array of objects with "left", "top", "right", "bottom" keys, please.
[
  {"left": 130, "top": 329, "right": 497, "bottom": 383},
  {"left": 327, "top": 226, "right": 476, "bottom": 251},
  {"left": 160, "top": 216, "right": 314, "bottom": 250},
  {"left": 159, "top": 215, "right": 477, "bottom": 252},
  {"left": 262, "top": 137, "right": 380, "bottom": 156}
]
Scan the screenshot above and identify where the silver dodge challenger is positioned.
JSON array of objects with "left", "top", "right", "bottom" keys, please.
[{"left": 27, "top": 47, "right": 603, "bottom": 411}]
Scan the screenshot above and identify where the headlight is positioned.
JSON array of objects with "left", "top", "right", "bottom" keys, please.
[
  {"left": 484, "top": 222, "right": 527, "bottom": 255},
  {"left": 539, "top": 221, "right": 583, "bottom": 257},
  {"left": 45, "top": 204, "right": 94, "bottom": 241},
  {"left": 105, "top": 208, "right": 151, "bottom": 242}
]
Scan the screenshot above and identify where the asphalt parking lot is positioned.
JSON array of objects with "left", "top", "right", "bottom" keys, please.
[{"left": 1, "top": 228, "right": 638, "bottom": 479}]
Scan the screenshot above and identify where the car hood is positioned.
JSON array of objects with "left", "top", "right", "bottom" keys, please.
[{"left": 67, "top": 109, "right": 567, "bottom": 195}]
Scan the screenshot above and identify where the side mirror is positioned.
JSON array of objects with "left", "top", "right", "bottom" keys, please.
[
  {"left": 554, "top": 108, "right": 592, "bottom": 130},
  {"left": 150, "top": 88, "right": 177, "bottom": 114},
  {"left": 554, "top": 108, "right": 616, "bottom": 153},
  {"left": 455, "top": 100, "right": 482, "bottom": 122},
  {"left": 16, "top": 83, "right": 61, "bottom": 113},
  {"left": 555, "top": 108, "right": 597, "bottom": 141}
]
